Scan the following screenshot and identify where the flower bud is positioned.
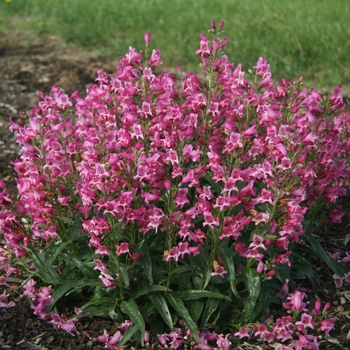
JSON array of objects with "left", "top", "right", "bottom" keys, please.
[
  {"left": 266, "top": 269, "right": 276, "bottom": 279},
  {"left": 218, "top": 21, "right": 225, "bottom": 30},
  {"left": 130, "top": 253, "right": 141, "bottom": 260},
  {"left": 323, "top": 301, "right": 331, "bottom": 311},
  {"left": 144, "top": 331, "right": 150, "bottom": 343},
  {"left": 164, "top": 179, "right": 171, "bottom": 190},
  {"left": 144, "top": 32, "right": 150, "bottom": 46}
]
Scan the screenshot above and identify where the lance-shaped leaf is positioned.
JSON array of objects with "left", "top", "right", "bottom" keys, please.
[
  {"left": 119, "top": 324, "right": 138, "bottom": 346},
  {"left": 304, "top": 231, "right": 348, "bottom": 276},
  {"left": 148, "top": 292, "right": 173, "bottom": 329},
  {"left": 200, "top": 298, "right": 220, "bottom": 329},
  {"left": 240, "top": 268, "right": 261, "bottom": 325},
  {"left": 190, "top": 299, "right": 204, "bottom": 324},
  {"left": 167, "top": 293, "right": 199, "bottom": 341},
  {"left": 133, "top": 285, "right": 170, "bottom": 299},
  {"left": 218, "top": 245, "right": 241, "bottom": 299},
  {"left": 120, "top": 298, "right": 145, "bottom": 346},
  {"left": 139, "top": 245, "right": 153, "bottom": 284},
  {"left": 178, "top": 290, "right": 231, "bottom": 301}
]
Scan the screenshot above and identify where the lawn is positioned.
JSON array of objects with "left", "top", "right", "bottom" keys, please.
[{"left": 1, "top": 0, "right": 350, "bottom": 92}]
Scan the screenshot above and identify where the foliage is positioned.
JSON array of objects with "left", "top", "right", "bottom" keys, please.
[{"left": 1, "top": 22, "right": 350, "bottom": 349}]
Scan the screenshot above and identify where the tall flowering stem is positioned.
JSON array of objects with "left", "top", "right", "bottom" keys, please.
[{"left": 0, "top": 23, "right": 350, "bottom": 348}]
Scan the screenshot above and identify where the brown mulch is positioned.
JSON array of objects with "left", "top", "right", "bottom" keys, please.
[{"left": 0, "top": 28, "right": 350, "bottom": 350}]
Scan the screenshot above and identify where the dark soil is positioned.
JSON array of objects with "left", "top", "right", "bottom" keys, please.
[{"left": 0, "top": 29, "right": 349, "bottom": 350}]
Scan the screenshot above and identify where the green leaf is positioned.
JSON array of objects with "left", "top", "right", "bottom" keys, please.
[
  {"left": 202, "top": 267, "right": 212, "bottom": 290},
  {"left": 58, "top": 279, "right": 103, "bottom": 287},
  {"left": 120, "top": 298, "right": 145, "bottom": 346},
  {"left": 140, "top": 300, "right": 156, "bottom": 319},
  {"left": 139, "top": 245, "right": 153, "bottom": 284},
  {"left": 192, "top": 276, "right": 202, "bottom": 289},
  {"left": 172, "top": 265, "right": 197, "bottom": 275},
  {"left": 68, "top": 217, "right": 83, "bottom": 239},
  {"left": 148, "top": 292, "right": 173, "bottom": 329},
  {"left": 133, "top": 285, "right": 170, "bottom": 299},
  {"left": 118, "top": 324, "right": 139, "bottom": 346},
  {"left": 166, "top": 293, "right": 199, "bottom": 341},
  {"left": 48, "top": 283, "right": 75, "bottom": 311},
  {"left": 240, "top": 268, "right": 261, "bottom": 325},
  {"left": 187, "top": 246, "right": 208, "bottom": 271},
  {"left": 304, "top": 231, "right": 348, "bottom": 276},
  {"left": 291, "top": 252, "right": 318, "bottom": 288},
  {"left": 72, "top": 257, "right": 99, "bottom": 279},
  {"left": 81, "top": 296, "right": 115, "bottom": 309},
  {"left": 259, "top": 280, "right": 281, "bottom": 320},
  {"left": 178, "top": 290, "right": 231, "bottom": 301},
  {"left": 190, "top": 299, "right": 204, "bottom": 324},
  {"left": 218, "top": 245, "right": 241, "bottom": 299},
  {"left": 24, "top": 247, "right": 60, "bottom": 284},
  {"left": 78, "top": 303, "right": 115, "bottom": 318},
  {"left": 200, "top": 297, "right": 220, "bottom": 329},
  {"left": 119, "top": 266, "right": 130, "bottom": 287},
  {"left": 45, "top": 241, "right": 70, "bottom": 265},
  {"left": 78, "top": 297, "right": 116, "bottom": 318}
]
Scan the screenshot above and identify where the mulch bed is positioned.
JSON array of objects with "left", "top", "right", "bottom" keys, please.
[{"left": 0, "top": 28, "right": 349, "bottom": 349}]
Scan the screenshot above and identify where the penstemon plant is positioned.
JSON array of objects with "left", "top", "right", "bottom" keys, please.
[{"left": 1, "top": 21, "right": 350, "bottom": 349}]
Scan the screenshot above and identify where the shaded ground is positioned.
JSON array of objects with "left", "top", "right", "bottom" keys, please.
[{"left": 0, "top": 29, "right": 350, "bottom": 349}]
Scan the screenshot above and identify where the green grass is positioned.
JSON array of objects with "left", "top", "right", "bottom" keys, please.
[{"left": 1, "top": 0, "right": 350, "bottom": 92}]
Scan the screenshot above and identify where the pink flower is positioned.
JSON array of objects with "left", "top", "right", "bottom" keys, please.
[
  {"left": 0, "top": 290, "right": 15, "bottom": 308},
  {"left": 59, "top": 318, "right": 78, "bottom": 333},
  {"left": 108, "top": 331, "right": 123, "bottom": 346},
  {"left": 149, "top": 49, "right": 163, "bottom": 66},
  {"left": 235, "top": 242, "right": 248, "bottom": 257},
  {"left": 23, "top": 279, "right": 37, "bottom": 299},
  {"left": 248, "top": 234, "right": 267, "bottom": 251},
  {"left": 118, "top": 320, "right": 133, "bottom": 331},
  {"left": 146, "top": 206, "right": 164, "bottom": 233},
  {"left": 96, "top": 329, "right": 110, "bottom": 343},
  {"left": 333, "top": 274, "right": 344, "bottom": 288},
  {"left": 277, "top": 280, "right": 289, "bottom": 299},
  {"left": 344, "top": 272, "right": 350, "bottom": 283},
  {"left": 211, "top": 260, "right": 227, "bottom": 277},
  {"left": 157, "top": 333, "right": 168, "bottom": 346},
  {"left": 319, "top": 318, "right": 335, "bottom": 336},
  {"left": 234, "top": 326, "right": 251, "bottom": 339},
  {"left": 196, "top": 40, "right": 212, "bottom": 57},
  {"left": 282, "top": 290, "right": 308, "bottom": 312},
  {"left": 194, "top": 345, "right": 214, "bottom": 350},
  {"left": 53, "top": 91, "right": 72, "bottom": 109},
  {"left": 203, "top": 211, "right": 220, "bottom": 229},
  {"left": 295, "top": 313, "right": 314, "bottom": 331},
  {"left": 124, "top": 46, "right": 142, "bottom": 65},
  {"left": 165, "top": 149, "right": 179, "bottom": 165},
  {"left": 340, "top": 252, "right": 350, "bottom": 264},
  {"left": 116, "top": 242, "right": 130, "bottom": 256},
  {"left": 274, "top": 252, "right": 292, "bottom": 266},
  {"left": 175, "top": 188, "right": 190, "bottom": 208}
]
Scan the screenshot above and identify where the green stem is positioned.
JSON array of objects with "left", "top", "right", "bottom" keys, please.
[{"left": 166, "top": 259, "right": 174, "bottom": 291}]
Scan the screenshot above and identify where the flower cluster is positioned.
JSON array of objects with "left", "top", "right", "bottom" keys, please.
[
  {"left": 153, "top": 289, "right": 336, "bottom": 350},
  {"left": 234, "top": 289, "right": 335, "bottom": 350},
  {"left": 1, "top": 21, "right": 350, "bottom": 348},
  {"left": 23, "top": 279, "right": 78, "bottom": 333}
]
